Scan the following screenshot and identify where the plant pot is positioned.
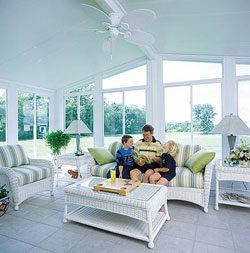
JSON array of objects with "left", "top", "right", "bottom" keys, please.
[
  {"left": 0, "top": 196, "right": 9, "bottom": 217},
  {"left": 239, "top": 160, "right": 250, "bottom": 168}
]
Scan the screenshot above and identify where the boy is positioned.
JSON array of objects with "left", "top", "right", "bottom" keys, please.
[
  {"left": 107, "top": 135, "right": 134, "bottom": 179},
  {"left": 143, "top": 140, "right": 179, "bottom": 185}
]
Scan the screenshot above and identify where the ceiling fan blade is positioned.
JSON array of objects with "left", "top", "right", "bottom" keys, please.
[
  {"left": 81, "top": 4, "right": 110, "bottom": 27},
  {"left": 121, "top": 9, "right": 156, "bottom": 29},
  {"left": 125, "top": 29, "right": 155, "bottom": 47}
]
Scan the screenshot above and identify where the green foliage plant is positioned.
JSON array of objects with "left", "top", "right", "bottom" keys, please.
[
  {"left": 45, "top": 130, "right": 71, "bottom": 155},
  {"left": 0, "top": 184, "right": 9, "bottom": 199}
]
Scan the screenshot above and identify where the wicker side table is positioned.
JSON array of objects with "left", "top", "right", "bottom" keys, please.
[{"left": 215, "top": 161, "right": 250, "bottom": 210}]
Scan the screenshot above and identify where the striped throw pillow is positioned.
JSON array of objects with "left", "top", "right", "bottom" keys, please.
[
  {"left": 176, "top": 144, "right": 202, "bottom": 167},
  {"left": 0, "top": 145, "right": 29, "bottom": 168},
  {"left": 108, "top": 142, "right": 122, "bottom": 157}
]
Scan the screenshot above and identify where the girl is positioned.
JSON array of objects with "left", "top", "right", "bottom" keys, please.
[{"left": 143, "top": 140, "right": 179, "bottom": 185}]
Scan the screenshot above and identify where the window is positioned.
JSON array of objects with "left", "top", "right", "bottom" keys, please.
[
  {"left": 163, "top": 60, "right": 222, "bottom": 83},
  {"left": 125, "top": 90, "right": 146, "bottom": 142},
  {"left": 104, "top": 92, "right": 123, "bottom": 147},
  {"left": 103, "top": 65, "right": 146, "bottom": 89},
  {"left": 65, "top": 96, "right": 78, "bottom": 153},
  {"left": 192, "top": 83, "right": 222, "bottom": 156},
  {"left": 0, "top": 88, "right": 6, "bottom": 145},
  {"left": 80, "top": 94, "right": 94, "bottom": 150},
  {"left": 236, "top": 63, "right": 250, "bottom": 76},
  {"left": 238, "top": 80, "right": 250, "bottom": 143},
  {"left": 104, "top": 90, "right": 146, "bottom": 147},
  {"left": 165, "top": 86, "right": 191, "bottom": 144},
  {"left": 36, "top": 96, "right": 50, "bottom": 158},
  {"left": 70, "top": 83, "right": 95, "bottom": 93},
  {"left": 18, "top": 92, "right": 34, "bottom": 157},
  {"left": 18, "top": 93, "right": 51, "bottom": 158},
  {"left": 165, "top": 84, "right": 222, "bottom": 156}
]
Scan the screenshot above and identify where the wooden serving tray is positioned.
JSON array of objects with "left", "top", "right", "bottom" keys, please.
[{"left": 93, "top": 178, "right": 141, "bottom": 196}]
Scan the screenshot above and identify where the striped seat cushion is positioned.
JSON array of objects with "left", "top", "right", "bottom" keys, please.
[
  {"left": 12, "top": 165, "right": 51, "bottom": 186},
  {"left": 108, "top": 142, "right": 122, "bottom": 157},
  {"left": 0, "top": 145, "right": 29, "bottom": 168},
  {"left": 176, "top": 144, "right": 202, "bottom": 167},
  {"left": 91, "top": 162, "right": 116, "bottom": 178},
  {"left": 167, "top": 167, "right": 204, "bottom": 189}
]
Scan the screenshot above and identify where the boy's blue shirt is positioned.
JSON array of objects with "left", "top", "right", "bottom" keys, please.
[{"left": 116, "top": 147, "right": 134, "bottom": 167}]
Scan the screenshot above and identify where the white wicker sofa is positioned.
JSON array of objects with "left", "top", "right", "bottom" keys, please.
[
  {"left": 0, "top": 144, "right": 54, "bottom": 210},
  {"left": 87, "top": 142, "right": 215, "bottom": 213}
]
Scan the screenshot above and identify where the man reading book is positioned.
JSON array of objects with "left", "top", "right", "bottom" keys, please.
[{"left": 130, "top": 124, "right": 163, "bottom": 181}]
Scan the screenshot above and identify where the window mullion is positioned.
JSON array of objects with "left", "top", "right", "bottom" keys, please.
[
  {"left": 122, "top": 91, "right": 125, "bottom": 135},
  {"left": 190, "top": 85, "right": 193, "bottom": 145}
]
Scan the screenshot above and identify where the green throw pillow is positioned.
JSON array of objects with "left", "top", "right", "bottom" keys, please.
[
  {"left": 88, "top": 148, "right": 116, "bottom": 166},
  {"left": 185, "top": 149, "right": 215, "bottom": 174}
]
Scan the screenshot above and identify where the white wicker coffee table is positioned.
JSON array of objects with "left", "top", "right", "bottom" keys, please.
[{"left": 64, "top": 177, "right": 169, "bottom": 248}]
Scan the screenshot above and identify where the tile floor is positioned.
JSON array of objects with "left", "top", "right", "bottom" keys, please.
[{"left": 0, "top": 181, "right": 250, "bottom": 253}]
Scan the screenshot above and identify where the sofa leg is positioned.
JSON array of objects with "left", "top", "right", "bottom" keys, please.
[
  {"left": 203, "top": 207, "right": 208, "bottom": 213},
  {"left": 14, "top": 204, "right": 19, "bottom": 211}
]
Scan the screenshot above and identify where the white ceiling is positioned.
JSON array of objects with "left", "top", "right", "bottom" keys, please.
[{"left": 0, "top": 0, "right": 250, "bottom": 90}]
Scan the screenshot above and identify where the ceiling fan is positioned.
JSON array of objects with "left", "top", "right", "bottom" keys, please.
[{"left": 81, "top": 4, "right": 156, "bottom": 57}]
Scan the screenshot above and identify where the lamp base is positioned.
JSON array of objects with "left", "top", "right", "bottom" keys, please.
[
  {"left": 228, "top": 135, "right": 236, "bottom": 151},
  {"left": 75, "top": 151, "right": 84, "bottom": 156}
]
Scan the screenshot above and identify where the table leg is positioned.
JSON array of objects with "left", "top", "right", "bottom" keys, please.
[
  {"left": 215, "top": 177, "right": 219, "bottom": 210},
  {"left": 147, "top": 211, "right": 154, "bottom": 249},
  {"left": 164, "top": 202, "right": 170, "bottom": 221},
  {"left": 63, "top": 196, "right": 68, "bottom": 223},
  {"left": 56, "top": 165, "right": 61, "bottom": 187},
  {"left": 77, "top": 166, "right": 81, "bottom": 181}
]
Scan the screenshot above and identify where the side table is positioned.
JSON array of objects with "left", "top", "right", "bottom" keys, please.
[
  {"left": 215, "top": 160, "right": 250, "bottom": 210},
  {"left": 54, "top": 152, "right": 92, "bottom": 186}
]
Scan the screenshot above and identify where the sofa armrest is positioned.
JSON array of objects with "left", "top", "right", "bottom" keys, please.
[
  {"left": 29, "top": 158, "right": 55, "bottom": 179},
  {"left": 203, "top": 158, "right": 216, "bottom": 212},
  {"left": 87, "top": 156, "right": 97, "bottom": 177},
  {"left": 0, "top": 167, "right": 19, "bottom": 203}
]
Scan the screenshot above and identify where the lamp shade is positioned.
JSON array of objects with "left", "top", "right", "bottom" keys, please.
[
  {"left": 211, "top": 114, "right": 250, "bottom": 135},
  {"left": 64, "top": 120, "right": 91, "bottom": 134}
]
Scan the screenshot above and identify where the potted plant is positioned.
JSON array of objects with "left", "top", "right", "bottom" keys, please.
[
  {"left": 45, "top": 130, "right": 71, "bottom": 156},
  {"left": 0, "top": 184, "right": 9, "bottom": 216}
]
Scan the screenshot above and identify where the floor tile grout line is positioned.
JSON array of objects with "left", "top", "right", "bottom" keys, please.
[{"left": 192, "top": 222, "right": 198, "bottom": 252}]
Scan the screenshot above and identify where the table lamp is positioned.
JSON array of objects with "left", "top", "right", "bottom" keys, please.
[
  {"left": 64, "top": 119, "right": 91, "bottom": 156},
  {"left": 210, "top": 114, "right": 250, "bottom": 151}
]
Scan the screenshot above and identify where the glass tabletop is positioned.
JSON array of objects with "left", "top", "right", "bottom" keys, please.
[{"left": 68, "top": 177, "right": 163, "bottom": 202}]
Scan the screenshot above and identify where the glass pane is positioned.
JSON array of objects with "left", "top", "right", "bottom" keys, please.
[
  {"left": 238, "top": 81, "right": 250, "bottom": 144},
  {"left": 193, "top": 83, "right": 222, "bottom": 158},
  {"left": 236, "top": 64, "right": 250, "bottom": 76},
  {"left": 36, "top": 96, "right": 50, "bottom": 159},
  {"left": 65, "top": 96, "right": 77, "bottom": 128},
  {"left": 18, "top": 92, "right": 34, "bottom": 157},
  {"left": 125, "top": 90, "right": 146, "bottom": 142},
  {"left": 65, "top": 96, "right": 78, "bottom": 153},
  {"left": 103, "top": 65, "right": 146, "bottom": 89},
  {"left": 80, "top": 94, "right": 94, "bottom": 150},
  {"left": 70, "top": 83, "right": 95, "bottom": 93},
  {"left": 163, "top": 60, "right": 222, "bottom": 83},
  {"left": 0, "top": 89, "right": 6, "bottom": 145},
  {"left": 104, "top": 92, "right": 123, "bottom": 147},
  {"left": 165, "top": 86, "right": 191, "bottom": 144}
]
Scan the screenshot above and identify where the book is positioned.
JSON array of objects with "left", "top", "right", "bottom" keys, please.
[{"left": 132, "top": 150, "right": 151, "bottom": 164}]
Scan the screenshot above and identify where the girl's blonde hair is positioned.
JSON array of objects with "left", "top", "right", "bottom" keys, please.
[{"left": 166, "top": 140, "right": 179, "bottom": 157}]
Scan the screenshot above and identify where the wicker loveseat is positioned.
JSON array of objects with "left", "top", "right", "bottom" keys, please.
[
  {"left": 87, "top": 142, "right": 215, "bottom": 213},
  {"left": 0, "top": 144, "right": 54, "bottom": 210}
]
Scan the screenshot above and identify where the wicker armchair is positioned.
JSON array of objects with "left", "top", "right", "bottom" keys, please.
[{"left": 0, "top": 145, "right": 54, "bottom": 210}]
